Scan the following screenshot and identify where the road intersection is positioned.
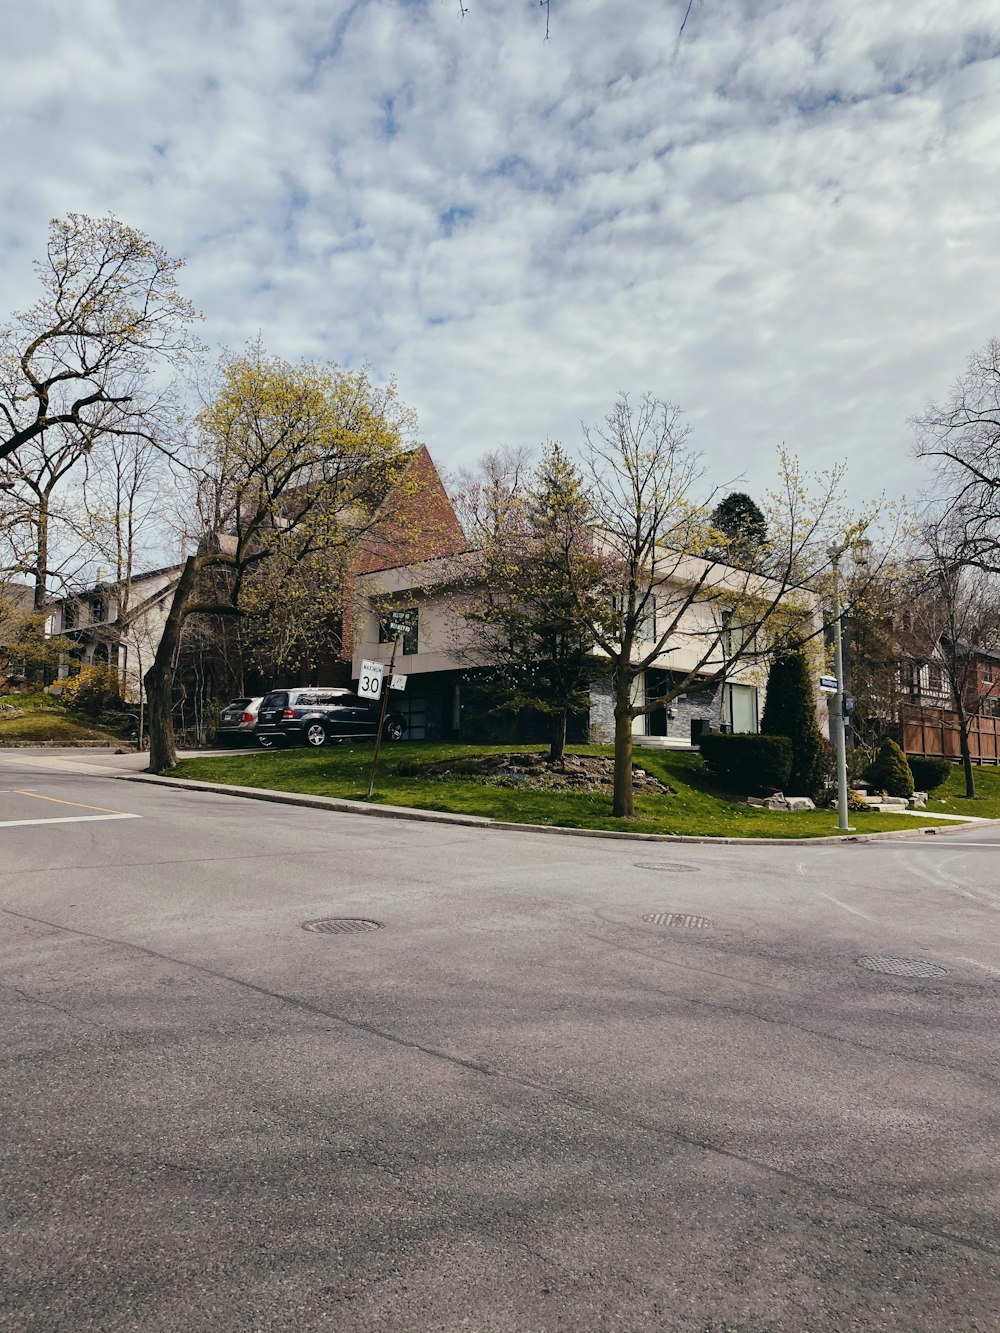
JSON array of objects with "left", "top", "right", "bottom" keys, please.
[{"left": 1, "top": 747, "right": 997, "bottom": 1331}]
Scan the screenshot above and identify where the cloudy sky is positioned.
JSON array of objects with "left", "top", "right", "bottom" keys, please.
[{"left": 3, "top": 0, "right": 999, "bottom": 506}]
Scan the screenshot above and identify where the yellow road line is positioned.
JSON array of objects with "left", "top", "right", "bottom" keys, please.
[{"left": 14, "top": 789, "right": 133, "bottom": 817}]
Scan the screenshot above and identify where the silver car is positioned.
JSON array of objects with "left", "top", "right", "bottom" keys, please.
[{"left": 217, "top": 697, "right": 263, "bottom": 746}]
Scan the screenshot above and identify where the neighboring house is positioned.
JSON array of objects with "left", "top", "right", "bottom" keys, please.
[
  {"left": 45, "top": 446, "right": 467, "bottom": 713},
  {"left": 894, "top": 623, "right": 1000, "bottom": 761},
  {"left": 352, "top": 552, "right": 824, "bottom": 744},
  {"left": 47, "top": 565, "right": 182, "bottom": 701},
  {"left": 0, "top": 582, "right": 36, "bottom": 687}
]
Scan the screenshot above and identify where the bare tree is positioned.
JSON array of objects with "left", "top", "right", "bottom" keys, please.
[
  {"left": 560, "top": 393, "right": 867, "bottom": 817},
  {"left": 914, "top": 338, "right": 1000, "bottom": 572},
  {"left": 909, "top": 524, "right": 1000, "bottom": 799},
  {"left": 0, "top": 214, "right": 198, "bottom": 468},
  {"left": 0, "top": 419, "right": 100, "bottom": 610}
]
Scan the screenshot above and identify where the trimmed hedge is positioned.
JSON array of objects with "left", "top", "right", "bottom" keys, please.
[
  {"left": 865, "top": 737, "right": 914, "bottom": 798},
  {"left": 700, "top": 733, "right": 792, "bottom": 795},
  {"left": 908, "top": 756, "right": 952, "bottom": 792}
]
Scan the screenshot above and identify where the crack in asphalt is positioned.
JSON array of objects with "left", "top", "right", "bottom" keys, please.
[{"left": 2, "top": 901, "right": 998, "bottom": 1267}]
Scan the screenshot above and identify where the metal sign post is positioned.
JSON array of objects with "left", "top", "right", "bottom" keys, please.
[{"left": 367, "top": 634, "right": 401, "bottom": 800}]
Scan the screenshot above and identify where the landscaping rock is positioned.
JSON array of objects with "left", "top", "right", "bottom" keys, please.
[
  {"left": 763, "top": 792, "right": 815, "bottom": 811},
  {"left": 401, "top": 751, "right": 674, "bottom": 795}
]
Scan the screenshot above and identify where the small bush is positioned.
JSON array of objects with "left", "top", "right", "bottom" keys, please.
[
  {"left": 865, "top": 737, "right": 914, "bottom": 797},
  {"left": 60, "top": 664, "right": 124, "bottom": 715},
  {"left": 700, "top": 733, "right": 792, "bottom": 795},
  {"left": 908, "top": 756, "right": 952, "bottom": 792}
]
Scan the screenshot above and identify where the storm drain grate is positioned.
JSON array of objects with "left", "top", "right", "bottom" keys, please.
[
  {"left": 642, "top": 912, "right": 712, "bottom": 929},
  {"left": 857, "top": 955, "right": 948, "bottom": 978},
  {"left": 301, "top": 918, "right": 384, "bottom": 934},
  {"left": 635, "top": 862, "right": 699, "bottom": 873}
]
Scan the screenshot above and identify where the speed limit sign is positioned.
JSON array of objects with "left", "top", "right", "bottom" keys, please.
[{"left": 358, "top": 659, "right": 386, "bottom": 699}]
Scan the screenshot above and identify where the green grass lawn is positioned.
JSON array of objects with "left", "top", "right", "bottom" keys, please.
[
  {"left": 168, "top": 742, "right": 971, "bottom": 839},
  {"left": 921, "top": 761, "right": 1000, "bottom": 820},
  {"left": 0, "top": 692, "right": 125, "bottom": 745}
]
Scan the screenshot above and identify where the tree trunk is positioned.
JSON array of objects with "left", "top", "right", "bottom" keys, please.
[
  {"left": 954, "top": 694, "right": 976, "bottom": 799},
  {"left": 549, "top": 709, "right": 567, "bottom": 764},
  {"left": 612, "top": 677, "right": 635, "bottom": 818},
  {"left": 144, "top": 555, "right": 201, "bottom": 772},
  {"left": 33, "top": 493, "right": 49, "bottom": 612}
]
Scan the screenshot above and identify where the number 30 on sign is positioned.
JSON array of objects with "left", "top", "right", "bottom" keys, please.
[{"left": 358, "top": 659, "right": 386, "bottom": 699}]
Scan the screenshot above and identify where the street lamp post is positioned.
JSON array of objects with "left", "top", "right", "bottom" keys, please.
[{"left": 828, "top": 547, "right": 852, "bottom": 832}]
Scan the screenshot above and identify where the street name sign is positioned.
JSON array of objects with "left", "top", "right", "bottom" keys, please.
[{"left": 819, "top": 675, "right": 838, "bottom": 692}]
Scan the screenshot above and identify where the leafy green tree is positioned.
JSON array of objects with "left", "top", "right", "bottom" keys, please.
[
  {"left": 144, "top": 346, "right": 414, "bottom": 771},
  {"left": 760, "top": 650, "right": 826, "bottom": 799}
]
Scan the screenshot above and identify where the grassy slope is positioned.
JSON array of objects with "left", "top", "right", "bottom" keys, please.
[
  {"left": 168, "top": 742, "right": 971, "bottom": 839},
  {"left": 0, "top": 693, "right": 123, "bottom": 744},
  {"left": 921, "top": 762, "right": 1000, "bottom": 820}
]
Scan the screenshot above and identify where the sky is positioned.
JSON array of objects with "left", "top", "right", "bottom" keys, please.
[{"left": 3, "top": 0, "right": 1000, "bottom": 510}]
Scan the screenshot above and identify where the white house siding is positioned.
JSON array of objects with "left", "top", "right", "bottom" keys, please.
[{"left": 352, "top": 554, "right": 823, "bottom": 745}]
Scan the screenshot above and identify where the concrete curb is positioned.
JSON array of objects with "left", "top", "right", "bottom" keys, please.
[{"left": 117, "top": 771, "right": 995, "bottom": 846}]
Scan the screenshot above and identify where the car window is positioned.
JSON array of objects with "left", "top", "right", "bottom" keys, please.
[
  {"left": 262, "top": 692, "right": 288, "bottom": 709},
  {"left": 225, "top": 698, "right": 251, "bottom": 710}
]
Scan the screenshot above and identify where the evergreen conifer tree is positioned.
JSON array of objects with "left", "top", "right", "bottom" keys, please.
[
  {"left": 760, "top": 651, "right": 825, "bottom": 799},
  {"left": 865, "top": 738, "right": 914, "bottom": 798}
]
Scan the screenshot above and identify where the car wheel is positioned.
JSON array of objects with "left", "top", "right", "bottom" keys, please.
[
  {"left": 304, "top": 722, "right": 328, "bottom": 748},
  {"left": 384, "top": 720, "right": 405, "bottom": 742}
]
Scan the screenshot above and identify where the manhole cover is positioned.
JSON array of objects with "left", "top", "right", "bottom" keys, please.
[
  {"left": 642, "top": 912, "right": 712, "bottom": 929},
  {"left": 301, "top": 918, "right": 384, "bottom": 934},
  {"left": 857, "top": 955, "right": 948, "bottom": 978},
  {"left": 635, "top": 862, "right": 699, "bottom": 873}
]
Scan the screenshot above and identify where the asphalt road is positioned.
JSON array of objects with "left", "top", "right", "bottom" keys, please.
[{"left": 1, "top": 748, "right": 998, "bottom": 1333}]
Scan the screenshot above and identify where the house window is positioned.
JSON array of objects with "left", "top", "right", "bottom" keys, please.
[
  {"left": 725, "top": 683, "right": 759, "bottom": 734},
  {"left": 62, "top": 602, "right": 77, "bottom": 630},
  {"left": 379, "top": 607, "right": 418, "bottom": 656},
  {"left": 983, "top": 662, "right": 994, "bottom": 683},
  {"left": 90, "top": 596, "right": 106, "bottom": 623},
  {"left": 927, "top": 663, "right": 943, "bottom": 691},
  {"left": 639, "top": 596, "right": 656, "bottom": 644},
  {"left": 909, "top": 664, "right": 922, "bottom": 696}
]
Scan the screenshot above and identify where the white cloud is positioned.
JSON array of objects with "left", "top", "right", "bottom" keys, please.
[{"left": 3, "top": 0, "right": 1000, "bottom": 514}]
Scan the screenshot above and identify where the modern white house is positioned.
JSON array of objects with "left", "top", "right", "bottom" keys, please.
[{"left": 351, "top": 551, "right": 825, "bottom": 745}]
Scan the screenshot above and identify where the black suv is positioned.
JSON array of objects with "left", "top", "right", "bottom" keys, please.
[{"left": 255, "top": 688, "right": 407, "bottom": 748}]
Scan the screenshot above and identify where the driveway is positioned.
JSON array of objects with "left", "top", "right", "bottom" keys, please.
[{"left": 0, "top": 748, "right": 997, "bottom": 1331}]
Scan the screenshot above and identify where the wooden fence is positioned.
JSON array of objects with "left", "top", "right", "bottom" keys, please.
[{"left": 902, "top": 706, "right": 1000, "bottom": 764}]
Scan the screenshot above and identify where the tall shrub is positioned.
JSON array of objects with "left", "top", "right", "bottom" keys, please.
[{"left": 760, "top": 651, "right": 825, "bottom": 799}]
